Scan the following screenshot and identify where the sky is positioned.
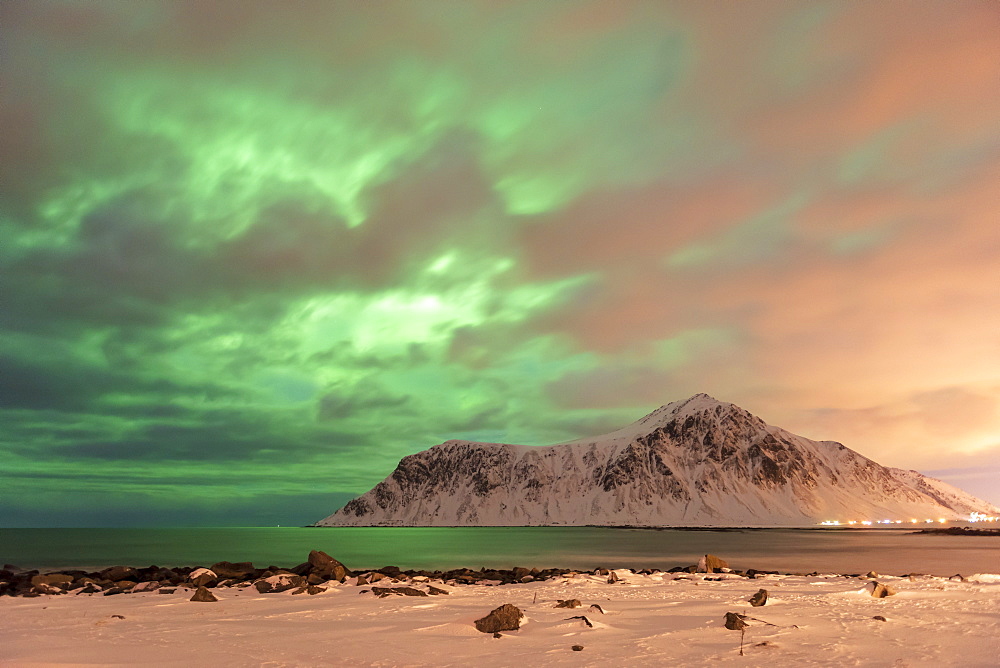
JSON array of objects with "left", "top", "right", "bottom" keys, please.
[{"left": 2, "top": 1, "right": 999, "bottom": 527}]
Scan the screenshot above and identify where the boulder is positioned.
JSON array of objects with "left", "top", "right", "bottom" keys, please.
[
  {"left": 306, "top": 551, "right": 349, "bottom": 581},
  {"left": 589, "top": 604, "right": 605, "bottom": 614},
  {"left": 31, "top": 573, "right": 73, "bottom": 593},
  {"left": 307, "top": 573, "right": 328, "bottom": 585},
  {"left": 188, "top": 568, "right": 217, "bottom": 587},
  {"left": 572, "top": 645, "right": 584, "bottom": 652},
  {"left": 474, "top": 604, "right": 524, "bottom": 634},
  {"left": 607, "top": 571, "right": 619, "bottom": 584},
  {"left": 697, "top": 554, "right": 729, "bottom": 574},
  {"left": 724, "top": 612, "right": 749, "bottom": 630},
  {"left": 427, "top": 585, "right": 449, "bottom": 595},
  {"left": 210, "top": 561, "right": 256, "bottom": 580},
  {"left": 371, "top": 586, "right": 428, "bottom": 598},
  {"left": 868, "top": 581, "right": 896, "bottom": 598},
  {"left": 31, "top": 573, "right": 73, "bottom": 587},
  {"left": 132, "top": 581, "right": 161, "bottom": 592},
  {"left": 100, "top": 566, "right": 138, "bottom": 582},
  {"left": 749, "top": 588, "right": 768, "bottom": 607},
  {"left": 190, "top": 586, "right": 218, "bottom": 602},
  {"left": 290, "top": 562, "right": 313, "bottom": 576},
  {"left": 355, "top": 574, "right": 369, "bottom": 586}
]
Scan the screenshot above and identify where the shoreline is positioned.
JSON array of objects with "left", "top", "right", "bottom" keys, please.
[
  {"left": 6, "top": 548, "right": 998, "bottom": 598},
  {"left": 4, "top": 560, "right": 999, "bottom": 667}
]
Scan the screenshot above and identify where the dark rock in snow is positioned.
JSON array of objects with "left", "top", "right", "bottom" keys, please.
[
  {"left": 572, "top": 645, "right": 584, "bottom": 652},
  {"left": 725, "top": 612, "right": 749, "bottom": 630},
  {"left": 292, "top": 585, "right": 326, "bottom": 595},
  {"left": 607, "top": 570, "right": 619, "bottom": 584},
  {"left": 190, "top": 586, "right": 218, "bottom": 602},
  {"left": 565, "top": 615, "right": 594, "bottom": 628},
  {"left": 555, "top": 599, "right": 582, "bottom": 608},
  {"left": 749, "top": 588, "right": 768, "bottom": 607},
  {"left": 873, "top": 615, "right": 887, "bottom": 622},
  {"left": 372, "top": 586, "right": 428, "bottom": 598},
  {"left": 589, "top": 604, "right": 605, "bottom": 614},
  {"left": 427, "top": 585, "right": 449, "bottom": 595},
  {"left": 474, "top": 604, "right": 523, "bottom": 633}
]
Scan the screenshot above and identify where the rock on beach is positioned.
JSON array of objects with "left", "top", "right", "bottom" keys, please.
[{"left": 474, "top": 604, "right": 524, "bottom": 633}]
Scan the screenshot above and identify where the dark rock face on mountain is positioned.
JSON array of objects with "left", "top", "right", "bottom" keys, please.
[{"left": 317, "top": 394, "right": 1000, "bottom": 527}]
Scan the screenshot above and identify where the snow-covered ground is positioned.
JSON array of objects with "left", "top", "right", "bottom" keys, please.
[{"left": 4, "top": 570, "right": 998, "bottom": 667}]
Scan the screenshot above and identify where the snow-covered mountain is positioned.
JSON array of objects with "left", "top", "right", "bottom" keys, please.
[{"left": 317, "top": 394, "right": 1000, "bottom": 527}]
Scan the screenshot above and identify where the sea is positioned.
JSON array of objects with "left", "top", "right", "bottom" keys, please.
[{"left": 1, "top": 527, "right": 997, "bottom": 576}]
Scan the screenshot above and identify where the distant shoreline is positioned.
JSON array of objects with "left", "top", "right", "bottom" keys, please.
[{"left": 306, "top": 524, "right": 999, "bottom": 534}]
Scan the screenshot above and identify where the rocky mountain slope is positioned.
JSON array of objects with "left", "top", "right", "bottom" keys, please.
[{"left": 317, "top": 394, "right": 1000, "bottom": 526}]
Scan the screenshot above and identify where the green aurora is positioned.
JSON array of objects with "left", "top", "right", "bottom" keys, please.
[{"left": 3, "top": 2, "right": 999, "bottom": 525}]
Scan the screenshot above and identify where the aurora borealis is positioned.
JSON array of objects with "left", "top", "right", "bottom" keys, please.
[{"left": 2, "top": 1, "right": 999, "bottom": 526}]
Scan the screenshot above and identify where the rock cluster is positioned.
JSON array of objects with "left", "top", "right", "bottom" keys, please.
[
  {"left": 0, "top": 552, "right": 352, "bottom": 599},
  {"left": 0, "top": 558, "right": 600, "bottom": 598}
]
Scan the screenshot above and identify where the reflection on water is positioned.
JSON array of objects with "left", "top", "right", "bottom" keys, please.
[{"left": 1, "top": 527, "right": 996, "bottom": 576}]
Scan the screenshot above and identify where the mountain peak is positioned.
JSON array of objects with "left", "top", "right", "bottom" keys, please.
[
  {"left": 623, "top": 393, "right": 742, "bottom": 433},
  {"left": 318, "top": 394, "right": 1000, "bottom": 527}
]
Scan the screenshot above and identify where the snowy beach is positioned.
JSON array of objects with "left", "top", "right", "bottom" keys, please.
[{"left": 4, "top": 568, "right": 999, "bottom": 667}]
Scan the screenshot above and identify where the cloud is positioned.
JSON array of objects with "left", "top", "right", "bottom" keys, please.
[{"left": 2, "top": 1, "right": 998, "bottom": 524}]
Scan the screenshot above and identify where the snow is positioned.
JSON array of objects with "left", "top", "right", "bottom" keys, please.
[{"left": 4, "top": 570, "right": 999, "bottom": 666}]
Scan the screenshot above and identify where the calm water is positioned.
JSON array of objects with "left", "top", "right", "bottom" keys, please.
[{"left": 1, "top": 527, "right": 996, "bottom": 576}]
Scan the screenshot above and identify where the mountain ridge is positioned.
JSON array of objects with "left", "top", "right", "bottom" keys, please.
[{"left": 317, "top": 394, "right": 999, "bottom": 527}]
